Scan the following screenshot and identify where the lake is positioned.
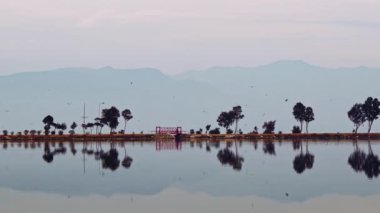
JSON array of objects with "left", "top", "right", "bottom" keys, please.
[{"left": 0, "top": 140, "right": 379, "bottom": 213}]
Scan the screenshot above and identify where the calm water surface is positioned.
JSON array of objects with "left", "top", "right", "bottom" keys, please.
[{"left": 0, "top": 140, "right": 379, "bottom": 212}]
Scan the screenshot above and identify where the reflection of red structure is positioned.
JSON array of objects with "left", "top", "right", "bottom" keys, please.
[
  {"left": 156, "top": 141, "right": 182, "bottom": 151},
  {"left": 156, "top": 127, "right": 182, "bottom": 135}
]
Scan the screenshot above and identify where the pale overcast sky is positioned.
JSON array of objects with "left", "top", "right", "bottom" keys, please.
[{"left": 1, "top": 0, "right": 380, "bottom": 74}]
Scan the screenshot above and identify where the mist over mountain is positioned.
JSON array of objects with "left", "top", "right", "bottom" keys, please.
[{"left": 0, "top": 61, "right": 379, "bottom": 133}]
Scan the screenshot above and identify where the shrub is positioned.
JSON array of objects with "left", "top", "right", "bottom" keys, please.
[
  {"left": 209, "top": 128, "right": 221, "bottom": 134},
  {"left": 292, "top": 126, "right": 301, "bottom": 133}
]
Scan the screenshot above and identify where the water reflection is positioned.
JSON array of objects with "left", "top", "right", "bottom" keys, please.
[
  {"left": 263, "top": 141, "right": 276, "bottom": 155},
  {"left": 293, "top": 140, "right": 315, "bottom": 174},
  {"left": 217, "top": 142, "right": 244, "bottom": 171},
  {"left": 348, "top": 140, "right": 380, "bottom": 179},
  {"left": 2, "top": 140, "right": 380, "bottom": 180}
]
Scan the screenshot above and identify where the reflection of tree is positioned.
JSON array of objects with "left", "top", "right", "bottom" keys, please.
[
  {"left": 292, "top": 139, "right": 301, "bottom": 151},
  {"left": 217, "top": 142, "right": 244, "bottom": 171},
  {"left": 42, "top": 142, "right": 54, "bottom": 163},
  {"left": 348, "top": 140, "right": 380, "bottom": 179},
  {"left": 121, "top": 143, "right": 133, "bottom": 169},
  {"left": 348, "top": 141, "right": 366, "bottom": 172},
  {"left": 101, "top": 143, "right": 120, "bottom": 171},
  {"left": 263, "top": 141, "right": 276, "bottom": 155},
  {"left": 363, "top": 141, "right": 380, "bottom": 179},
  {"left": 293, "top": 141, "right": 314, "bottom": 174},
  {"left": 69, "top": 141, "right": 77, "bottom": 155}
]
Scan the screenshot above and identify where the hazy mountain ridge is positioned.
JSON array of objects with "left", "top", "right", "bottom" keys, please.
[{"left": 0, "top": 61, "right": 379, "bottom": 133}]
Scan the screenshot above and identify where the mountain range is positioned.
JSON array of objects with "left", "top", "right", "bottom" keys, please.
[{"left": 0, "top": 60, "right": 379, "bottom": 133}]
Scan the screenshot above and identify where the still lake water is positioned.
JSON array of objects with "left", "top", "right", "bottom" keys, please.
[{"left": 0, "top": 140, "right": 379, "bottom": 213}]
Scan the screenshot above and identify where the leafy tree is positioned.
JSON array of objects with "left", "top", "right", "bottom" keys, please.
[
  {"left": 42, "top": 115, "right": 54, "bottom": 126},
  {"left": 69, "top": 122, "right": 77, "bottom": 135},
  {"left": 232, "top": 106, "right": 244, "bottom": 134},
  {"left": 304, "top": 107, "right": 315, "bottom": 133},
  {"left": 70, "top": 122, "right": 77, "bottom": 131},
  {"left": 44, "top": 125, "right": 51, "bottom": 135},
  {"left": 86, "top": 123, "right": 95, "bottom": 134},
  {"left": 217, "top": 111, "right": 234, "bottom": 133},
  {"left": 205, "top": 124, "right": 211, "bottom": 134},
  {"left": 102, "top": 106, "right": 120, "bottom": 133},
  {"left": 121, "top": 109, "right": 133, "bottom": 133},
  {"left": 362, "top": 97, "right": 380, "bottom": 133},
  {"left": 56, "top": 123, "right": 67, "bottom": 132},
  {"left": 262, "top": 120, "right": 276, "bottom": 134},
  {"left": 293, "top": 102, "right": 306, "bottom": 132},
  {"left": 348, "top": 103, "right": 366, "bottom": 134}
]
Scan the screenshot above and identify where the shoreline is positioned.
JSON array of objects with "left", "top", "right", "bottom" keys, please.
[{"left": 0, "top": 133, "right": 380, "bottom": 142}]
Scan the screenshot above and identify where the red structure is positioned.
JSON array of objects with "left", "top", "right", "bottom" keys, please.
[{"left": 155, "top": 126, "right": 182, "bottom": 135}]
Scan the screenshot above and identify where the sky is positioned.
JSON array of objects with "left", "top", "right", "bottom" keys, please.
[{"left": 1, "top": 0, "right": 380, "bottom": 75}]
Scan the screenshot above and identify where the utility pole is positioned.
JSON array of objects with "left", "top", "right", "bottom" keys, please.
[{"left": 82, "top": 103, "right": 88, "bottom": 134}]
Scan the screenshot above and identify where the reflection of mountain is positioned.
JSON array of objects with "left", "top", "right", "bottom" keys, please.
[
  {"left": 348, "top": 141, "right": 380, "bottom": 179},
  {"left": 293, "top": 142, "right": 314, "bottom": 174}
]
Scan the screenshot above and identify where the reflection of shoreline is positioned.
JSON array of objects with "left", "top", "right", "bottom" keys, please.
[{"left": 1, "top": 187, "right": 380, "bottom": 213}]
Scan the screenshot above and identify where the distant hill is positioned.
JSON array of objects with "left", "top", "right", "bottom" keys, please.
[{"left": 0, "top": 61, "right": 379, "bottom": 133}]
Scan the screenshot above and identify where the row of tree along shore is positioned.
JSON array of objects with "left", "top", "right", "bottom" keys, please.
[
  {"left": 1, "top": 133, "right": 380, "bottom": 142},
  {"left": 1, "top": 97, "right": 380, "bottom": 140}
]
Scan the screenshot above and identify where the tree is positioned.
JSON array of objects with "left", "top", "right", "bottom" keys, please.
[
  {"left": 121, "top": 109, "right": 133, "bottom": 133},
  {"left": 232, "top": 106, "right": 244, "bottom": 134},
  {"left": 362, "top": 97, "right": 380, "bottom": 133},
  {"left": 57, "top": 123, "right": 67, "bottom": 131},
  {"left": 205, "top": 125, "right": 211, "bottom": 134},
  {"left": 262, "top": 120, "right": 276, "bottom": 134},
  {"left": 217, "top": 111, "right": 234, "bottom": 133},
  {"left": 70, "top": 122, "right": 77, "bottom": 130},
  {"left": 293, "top": 102, "right": 306, "bottom": 132},
  {"left": 304, "top": 107, "right": 315, "bottom": 133},
  {"left": 102, "top": 106, "right": 120, "bottom": 133},
  {"left": 70, "top": 122, "right": 77, "bottom": 135},
  {"left": 347, "top": 103, "right": 366, "bottom": 134},
  {"left": 86, "top": 123, "right": 95, "bottom": 134},
  {"left": 42, "top": 115, "right": 54, "bottom": 126}
]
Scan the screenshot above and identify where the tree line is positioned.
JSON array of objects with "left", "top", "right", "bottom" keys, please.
[
  {"left": 1, "top": 97, "right": 380, "bottom": 136},
  {"left": 191, "top": 96, "right": 379, "bottom": 135},
  {"left": 38, "top": 106, "right": 133, "bottom": 135}
]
